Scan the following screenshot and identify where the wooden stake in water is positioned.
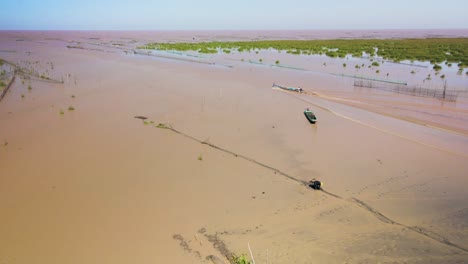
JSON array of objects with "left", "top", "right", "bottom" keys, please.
[{"left": 248, "top": 242, "right": 256, "bottom": 264}]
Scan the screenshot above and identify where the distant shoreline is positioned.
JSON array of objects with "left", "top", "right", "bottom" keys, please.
[{"left": 1, "top": 28, "right": 468, "bottom": 41}]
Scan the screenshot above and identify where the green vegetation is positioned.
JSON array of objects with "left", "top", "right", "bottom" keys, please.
[
  {"left": 259, "top": 58, "right": 263, "bottom": 62},
  {"left": 198, "top": 48, "right": 217, "bottom": 54},
  {"left": 223, "top": 49, "right": 231, "bottom": 54},
  {"left": 28, "top": 85, "right": 32, "bottom": 90},
  {"left": 376, "top": 70, "right": 380, "bottom": 74},
  {"left": 156, "top": 123, "right": 169, "bottom": 129},
  {"left": 433, "top": 64, "right": 442, "bottom": 71},
  {"left": 139, "top": 38, "right": 468, "bottom": 65},
  {"left": 68, "top": 106, "right": 75, "bottom": 111},
  {"left": 411, "top": 70, "right": 416, "bottom": 74},
  {"left": 343, "top": 63, "right": 346, "bottom": 68},
  {"left": 0, "top": 81, "right": 5, "bottom": 87},
  {"left": 198, "top": 154, "right": 203, "bottom": 161},
  {"left": 230, "top": 255, "right": 251, "bottom": 264},
  {"left": 21, "top": 94, "right": 25, "bottom": 98},
  {"left": 275, "top": 60, "right": 280, "bottom": 64},
  {"left": 71, "top": 95, "right": 76, "bottom": 98},
  {"left": 441, "top": 74, "right": 446, "bottom": 79},
  {"left": 371, "top": 61, "right": 380, "bottom": 67},
  {"left": 59, "top": 110, "right": 64, "bottom": 115}
]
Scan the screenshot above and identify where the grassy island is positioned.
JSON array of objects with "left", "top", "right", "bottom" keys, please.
[{"left": 139, "top": 38, "right": 468, "bottom": 66}]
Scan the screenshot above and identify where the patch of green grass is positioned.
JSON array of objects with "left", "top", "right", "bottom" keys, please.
[
  {"left": 433, "top": 64, "right": 442, "bottom": 71},
  {"left": 198, "top": 47, "right": 217, "bottom": 54},
  {"left": 259, "top": 58, "right": 263, "bottom": 62},
  {"left": 59, "top": 110, "right": 64, "bottom": 115},
  {"left": 197, "top": 154, "right": 203, "bottom": 161},
  {"left": 275, "top": 60, "right": 280, "bottom": 64},
  {"left": 68, "top": 106, "right": 75, "bottom": 111},
  {"left": 371, "top": 61, "right": 380, "bottom": 67},
  {"left": 441, "top": 74, "right": 446, "bottom": 79},
  {"left": 343, "top": 63, "right": 346, "bottom": 67},
  {"left": 376, "top": 70, "right": 380, "bottom": 74},
  {"left": 230, "top": 255, "right": 251, "bottom": 264},
  {"left": 143, "top": 121, "right": 149, "bottom": 125}
]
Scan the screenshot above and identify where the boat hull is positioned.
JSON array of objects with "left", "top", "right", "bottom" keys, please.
[{"left": 304, "top": 111, "right": 317, "bottom": 124}]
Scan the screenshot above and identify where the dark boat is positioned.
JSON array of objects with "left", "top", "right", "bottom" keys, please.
[{"left": 304, "top": 109, "right": 317, "bottom": 124}]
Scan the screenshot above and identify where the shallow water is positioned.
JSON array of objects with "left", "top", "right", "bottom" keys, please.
[{"left": 1, "top": 30, "right": 468, "bottom": 263}]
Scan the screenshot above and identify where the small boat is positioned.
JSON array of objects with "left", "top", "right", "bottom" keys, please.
[
  {"left": 304, "top": 108, "right": 317, "bottom": 124},
  {"left": 272, "top": 83, "right": 303, "bottom": 93}
]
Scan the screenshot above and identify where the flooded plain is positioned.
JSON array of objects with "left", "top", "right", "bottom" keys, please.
[{"left": 1, "top": 30, "right": 468, "bottom": 263}]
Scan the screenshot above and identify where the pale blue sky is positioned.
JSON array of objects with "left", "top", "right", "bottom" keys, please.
[{"left": 1, "top": 0, "right": 467, "bottom": 30}]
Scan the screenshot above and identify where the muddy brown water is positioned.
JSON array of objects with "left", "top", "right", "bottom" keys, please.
[{"left": 1, "top": 31, "right": 468, "bottom": 263}]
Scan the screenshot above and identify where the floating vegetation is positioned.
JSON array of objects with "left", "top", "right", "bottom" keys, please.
[
  {"left": 371, "top": 61, "right": 380, "bottom": 67},
  {"left": 230, "top": 255, "right": 251, "bottom": 264},
  {"left": 156, "top": 123, "right": 169, "bottom": 129},
  {"left": 275, "top": 60, "right": 280, "bottom": 64},
  {"left": 139, "top": 38, "right": 468, "bottom": 66},
  {"left": 433, "top": 64, "right": 442, "bottom": 71}
]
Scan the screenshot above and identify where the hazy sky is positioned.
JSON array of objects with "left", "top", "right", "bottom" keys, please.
[{"left": 1, "top": 0, "right": 468, "bottom": 30}]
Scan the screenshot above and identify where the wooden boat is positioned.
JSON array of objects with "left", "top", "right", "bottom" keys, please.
[
  {"left": 304, "top": 108, "right": 317, "bottom": 124},
  {"left": 272, "top": 83, "right": 303, "bottom": 93}
]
